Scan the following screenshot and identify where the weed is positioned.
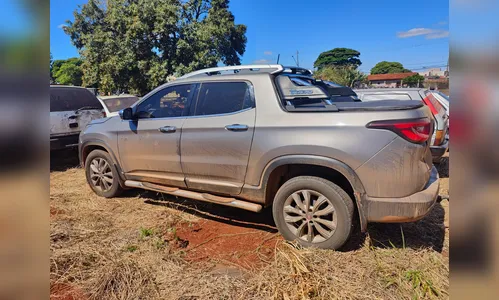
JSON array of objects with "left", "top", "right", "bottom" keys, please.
[
  {"left": 405, "top": 270, "right": 440, "bottom": 298},
  {"left": 126, "top": 245, "right": 138, "bottom": 252},
  {"left": 140, "top": 228, "right": 154, "bottom": 238},
  {"left": 155, "top": 239, "right": 166, "bottom": 250}
]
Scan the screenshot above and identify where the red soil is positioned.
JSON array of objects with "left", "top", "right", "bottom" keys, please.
[
  {"left": 50, "top": 283, "right": 87, "bottom": 300},
  {"left": 173, "top": 218, "right": 282, "bottom": 270}
]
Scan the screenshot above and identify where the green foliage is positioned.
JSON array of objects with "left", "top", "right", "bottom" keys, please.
[
  {"left": 126, "top": 245, "right": 138, "bottom": 252},
  {"left": 370, "top": 61, "right": 411, "bottom": 74},
  {"left": 314, "top": 48, "right": 361, "bottom": 70},
  {"left": 64, "top": 0, "right": 247, "bottom": 95},
  {"left": 139, "top": 228, "right": 154, "bottom": 238},
  {"left": 52, "top": 57, "right": 83, "bottom": 86},
  {"left": 404, "top": 270, "right": 440, "bottom": 298},
  {"left": 402, "top": 74, "right": 425, "bottom": 86},
  {"left": 314, "top": 66, "right": 366, "bottom": 87}
]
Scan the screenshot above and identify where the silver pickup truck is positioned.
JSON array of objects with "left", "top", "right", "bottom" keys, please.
[{"left": 79, "top": 65, "right": 439, "bottom": 249}]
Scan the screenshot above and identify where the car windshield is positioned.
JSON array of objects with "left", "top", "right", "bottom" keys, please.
[{"left": 102, "top": 96, "right": 139, "bottom": 112}]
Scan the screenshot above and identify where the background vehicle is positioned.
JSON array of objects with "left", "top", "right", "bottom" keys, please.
[
  {"left": 98, "top": 95, "right": 140, "bottom": 117},
  {"left": 79, "top": 65, "right": 439, "bottom": 250},
  {"left": 354, "top": 88, "right": 449, "bottom": 163},
  {"left": 50, "top": 85, "right": 105, "bottom": 150}
]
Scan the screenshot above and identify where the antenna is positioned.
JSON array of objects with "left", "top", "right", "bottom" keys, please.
[
  {"left": 296, "top": 50, "right": 299, "bottom": 67},
  {"left": 277, "top": 54, "right": 280, "bottom": 64},
  {"left": 292, "top": 55, "right": 298, "bottom": 66}
]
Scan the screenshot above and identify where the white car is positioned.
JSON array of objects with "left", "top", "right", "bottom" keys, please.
[
  {"left": 50, "top": 85, "right": 106, "bottom": 150},
  {"left": 97, "top": 95, "right": 140, "bottom": 117}
]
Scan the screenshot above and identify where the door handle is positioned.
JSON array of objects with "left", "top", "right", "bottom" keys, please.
[
  {"left": 158, "top": 126, "right": 176, "bottom": 133},
  {"left": 225, "top": 124, "right": 248, "bottom": 132}
]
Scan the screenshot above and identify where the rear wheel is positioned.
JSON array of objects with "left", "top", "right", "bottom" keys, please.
[
  {"left": 85, "top": 150, "right": 123, "bottom": 198},
  {"left": 272, "top": 176, "right": 354, "bottom": 249}
]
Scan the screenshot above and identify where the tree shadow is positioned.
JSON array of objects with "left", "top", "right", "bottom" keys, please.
[
  {"left": 50, "top": 149, "right": 80, "bottom": 172},
  {"left": 129, "top": 189, "right": 278, "bottom": 234}
]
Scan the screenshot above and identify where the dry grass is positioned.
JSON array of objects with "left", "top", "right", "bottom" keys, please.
[{"left": 50, "top": 150, "right": 449, "bottom": 300}]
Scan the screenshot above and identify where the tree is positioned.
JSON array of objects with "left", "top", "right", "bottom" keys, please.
[
  {"left": 370, "top": 61, "right": 412, "bottom": 74},
  {"left": 314, "top": 48, "right": 361, "bottom": 70},
  {"left": 402, "top": 74, "right": 425, "bottom": 87},
  {"left": 50, "top": 52, "right": 54, "bottom": 83},
  {"left": 52, "top": 58, "right": 83, "bottom": 86},
  {"left": 64, "top": 0, "right": 247, "bottom": 95},
  {"left": 314, "top": 66, "right": 366, "bottom": 87}
]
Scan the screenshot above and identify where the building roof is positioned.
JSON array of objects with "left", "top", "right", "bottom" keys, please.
[{"left": 367, "top": 72, "right": 418, "bottom": 81}]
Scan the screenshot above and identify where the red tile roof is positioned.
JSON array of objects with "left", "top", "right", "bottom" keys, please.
[{"left": 368, "top": 72, "right": 418, "bottom": 81}]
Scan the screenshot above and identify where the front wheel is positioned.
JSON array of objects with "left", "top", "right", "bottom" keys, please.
[
  {"left": 85, "top": 150, "right": 123, "bottom": 198},
  {"left": 272, "top": 176, "right": 354, "bottom": 250}
]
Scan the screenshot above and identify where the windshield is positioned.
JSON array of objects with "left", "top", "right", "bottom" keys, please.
[{"left": 102, "top": 96, "right": 139, "bottom": 112}]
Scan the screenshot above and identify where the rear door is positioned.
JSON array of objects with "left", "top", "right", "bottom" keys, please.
[
  {"left": 180, "top": 81, "right": 256, "bottom": 195},
  {"left": 50, "top": 87, "right": 105, "bottom": 137}
]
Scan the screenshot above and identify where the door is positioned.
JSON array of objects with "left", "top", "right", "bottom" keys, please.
[
  {"left": 118, "top": 84, "right": 196, "bottom": 188},
  {"left": 181, "top": 81, "right": 256, "bottom": 195}
]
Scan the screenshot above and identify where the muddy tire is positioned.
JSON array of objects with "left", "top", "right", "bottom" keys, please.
[
  {"left": 85, "top": 150, "right": 123, "bottom": 198},
  {"left": 272, "top": 176, "right": 354, "bottom": 250}
]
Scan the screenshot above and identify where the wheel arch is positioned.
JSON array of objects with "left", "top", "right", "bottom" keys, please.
[
  {"left": 79, "top": 140, "right": 126, "bottom": 185},
  {"left": 244, "top": 155, "right": 368, "bottom": 231}
]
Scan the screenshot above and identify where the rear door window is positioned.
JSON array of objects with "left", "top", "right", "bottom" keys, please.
[
  {"left": 194, "top": 82, "right": 253, "bottom": 116},
  {"left": 50, "top": 87, "right": 103, "bottom": 112}
]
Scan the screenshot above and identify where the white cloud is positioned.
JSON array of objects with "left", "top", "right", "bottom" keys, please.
[
  {"left": 57, "top": 24, "right": 67, "bottom": 29},
  {"left": 397, "top": 28, "right": 449, "bottom": 39},
  {"left": 264, "top": 51, "right": 272, "bottom": 55},
  {"left": 253, "top": 59, "right": 270, "bottom": 64},
  {"left": 426, "top": 30, "right": 450, "bottom": 39}
]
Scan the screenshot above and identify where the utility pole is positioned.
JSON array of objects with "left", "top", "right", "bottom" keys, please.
[{"left": 446, "top": 57, "right": 449, "bottom": 76}]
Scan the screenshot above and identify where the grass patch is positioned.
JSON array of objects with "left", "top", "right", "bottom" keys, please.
[{"left": 139, "top": 228, "right": 154, "bottom": 238}]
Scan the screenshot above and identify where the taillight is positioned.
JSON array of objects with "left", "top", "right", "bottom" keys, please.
[
  {"left": 367, "top": 118, "right": 431, "bottom": 144},
  {"left": 422, "top": 96, "right": 438, "bottom": 115},
  {"left": 434, "top": 130, "right": 445, "bottom": 146}
]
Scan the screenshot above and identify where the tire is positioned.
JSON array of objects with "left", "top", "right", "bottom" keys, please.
[
  {"left": 85, "top": 150, "right": 123, "bottom": 198},
  {"left": 272, "top": 176, "right": 354, "bottom": 250}
]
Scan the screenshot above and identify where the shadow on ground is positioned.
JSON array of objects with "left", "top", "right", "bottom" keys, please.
[
  {"left": 137, "top": 189, "right": 446, "bottom": 252},
  {"left": 136, "top": 190, "right": 278, "bottom": 234},
  {"left": 436, "top": 156, "right": 449, "bottom": 178},
  {"left": 51, "top": 149, "right": 80, "bottom": 172}
]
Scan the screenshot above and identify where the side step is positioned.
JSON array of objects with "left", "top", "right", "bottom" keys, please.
[{"left": 124, "top": 180, "right": 262, "bottom": 213}]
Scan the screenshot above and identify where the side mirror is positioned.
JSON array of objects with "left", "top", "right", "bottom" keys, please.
[{"left": 119, "top": 107, "right": 134, "bottom": 120}]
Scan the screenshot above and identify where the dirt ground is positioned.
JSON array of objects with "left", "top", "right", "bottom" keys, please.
[{"left": 50, "top": 149, "right": 449, "bottom": 300}]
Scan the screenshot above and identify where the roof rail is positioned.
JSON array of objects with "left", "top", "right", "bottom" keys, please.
[
  {"left": 179, "top": 64, "right": 285, "bottom": 79},
  {"left": 281, "top": 66, "right": 314, "bottom": 76}
]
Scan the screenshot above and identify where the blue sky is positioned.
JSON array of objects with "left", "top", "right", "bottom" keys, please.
[{"left": 49, "top": 0, "right": 449, "bottom": 73}]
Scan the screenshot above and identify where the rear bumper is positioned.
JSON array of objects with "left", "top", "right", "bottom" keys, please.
[
  {"left": 50, "top": 133, "right": 80, "bottom": 150},
  {"left": 365, "top": 166, "right": 440, "bottom": 223},
  {"left": 430, "top": 139, "right": 449, "bottom": 161}
]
